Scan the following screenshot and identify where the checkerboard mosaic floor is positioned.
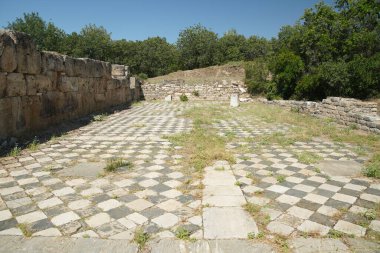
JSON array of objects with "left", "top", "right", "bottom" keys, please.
[
  {"left": 0, "top": 101, "right": 379, "bottom": 246},
  {"left": 230, "top": 141, "right": 379, "bottom": 237},
  {"left": 0, "top": 102, "right": 201, "bottom": 239}
]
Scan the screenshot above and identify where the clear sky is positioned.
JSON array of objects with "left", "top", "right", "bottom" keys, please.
[{"left": 0, "top": 0, "right": 335, "bottom": 43}]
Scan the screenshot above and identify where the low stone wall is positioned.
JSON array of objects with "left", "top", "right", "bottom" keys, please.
[
  {"left": 260, "top": 97, "right": 380, "bottom": 134},
  {"left": 141, "top": 80, "right": 247, "bottom": 101},
  {"left": 0, "top": 30, "right": 141, "bottom": 140}
]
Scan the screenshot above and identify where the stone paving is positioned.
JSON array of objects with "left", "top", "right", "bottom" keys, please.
[
  {"left": 0, "top": 101, "right": 379, "bottom": 252},
  {"left": 0, "top": 102, "right": 201, "bottom": 240},
  {"left": 229, "top": 140, "right": 379, "bottom": 238}
]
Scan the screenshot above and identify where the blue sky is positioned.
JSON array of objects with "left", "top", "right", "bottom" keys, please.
[{"left": 0, "top": 0, "right": 334, "bottom": 43}]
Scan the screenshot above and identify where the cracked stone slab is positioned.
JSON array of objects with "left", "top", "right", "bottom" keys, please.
[
  {"left": 0, "top": 236, "right": 139, "bottom": 253},
  {"left": 289, "top": 238, "right": 349, "bottom": 253},
  {"left": 58, "top": 162, "right": 106, "bottom": 178},
  {"left": 149, "top": 239, "right": 275, "bottom": 253},
  {"left": 203, "top": 207, "right": 258, "bottom": 239},
  {"left": 316, "top": 160, "right": 362, "bottom": 177}
]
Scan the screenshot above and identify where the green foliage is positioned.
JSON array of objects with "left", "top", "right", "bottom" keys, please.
[
  {"left": 92, "top": 113, "right": 107, "bottom": 121},
  {"left": 180, "top": 94, "right": 188, "bottom": 102},
  {"left": 271, "top": 50, "right": 304, "bottom": 99},
  {"left": 216, "top": 29, "right": 246, "bottom": 63},
  {"left": 134, "top": 229, "right": 150, "bottom": 250},
  {"left": 177, "top": 24, "right": 219, "bottom": 69},
  {"left": 104, "top": 158, "right": 132, "bottom": 172},
  {"left": 175, "top": 227, "right": 191, "bottom": 240},
  {"left": 7, "top": 12, "right": 67, "bottom": 52},
  {"left": 136, "top": 73, "right": 148, "bottom": 80},
  {"left": 27, "top": 138, "right": 39, "bottom": 151},
  {"left": 8, "top": 146, "right": 21, "bottom": 157},
  {"left": 76, "top": 24, "right": 112, "bottom": 61},
  {"left": 135, "top": 37, "right": 179, "bottom": 77},
  {"left": 192, "top": 90, "right": 200, "bottom": 97},
  {"left": 244, "top": 58, "right": 272, "bottom": 95},
  {"left": 363, "top": 153, "right": 380, "bottom": 179},
  {"left": 272, "top": 0, "right": 380, "bottom": 100}
]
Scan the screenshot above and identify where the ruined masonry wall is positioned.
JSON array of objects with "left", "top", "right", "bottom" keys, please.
[
  {"left": 0, "top": 30, "right": 141, "bottom": 139},
  {"left": 260, "top": 97, "right": 380, "bottom": 134},
  {"left": 141, "top": 80, "right": 246, "bottom": 101}
]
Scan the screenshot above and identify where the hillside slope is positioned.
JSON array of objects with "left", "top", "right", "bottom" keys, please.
[{"left": 146, "top": 63, "right": 245, "bottom": 84}]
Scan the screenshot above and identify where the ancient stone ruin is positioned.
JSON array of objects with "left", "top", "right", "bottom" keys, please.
[
  {"left": 0, "top": 30, "right": 140, "bottom": 140},
  {"left": 260, "top": 97, "right": 380, "bottom": 134}
]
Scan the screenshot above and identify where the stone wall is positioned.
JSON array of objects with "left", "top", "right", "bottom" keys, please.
[
  {"left": 141, "top": 79, "right": 247, "bottom": 101},
  {"left": 0, "top": 30, "right": 141, "bottom": 140},
  {"left": 260, "top": 97, "right": 380, "bottom": 134}
]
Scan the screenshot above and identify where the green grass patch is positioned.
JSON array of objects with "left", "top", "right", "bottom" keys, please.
[
  {"left": 8, "top": 146, "right": 21, "bottom": 157},
  {"left": 104, "top": 158, "right": 133, "bottom": 173},
  {"left": 134, "top": 228, "right": 150, "bottom": 250},
  {"left": 92, "top": 113, "right": 108, "bottom": 121},
  {"left": 362, "top": 153, "right": 380, "bottom": 179},
  {"left": 18, "top": 223, "right": 32, "bottom": 237},
  {"left": 296, "top": 151, "right": 322, "bottom": 164},
  {"left": 175, "top": 227, "right": 191, "bottom": 240},
  {"left": 27, "top": 138, "right": 39, "bottom": 151},
  {"left": 167, "top": 104, "right": 235, "bottom": 172},
  {"left": 276, "top": 175, "right": 286, "bottom": 183}
]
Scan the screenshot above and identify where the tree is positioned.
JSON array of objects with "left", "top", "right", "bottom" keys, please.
[
  {"left": 177, "top": 24, "right": 219, "bottom": 70},
  {"left": 243, "top": 35, "right": 272, "bottom": 60},
  {"left": 217, "top": 29, "right": 246, "bottom": 63},
  {"left": 76, "top": 24, "right": 112, "bottom": 61},
  {"left": 271, "top": 50, "right": 304, "bottom": 99},
  {"left": 137, "top": 37, "right": 179, "bottom": 77},
  {"left": 6, "top": 12, "right": 66, "bottom": 52}
]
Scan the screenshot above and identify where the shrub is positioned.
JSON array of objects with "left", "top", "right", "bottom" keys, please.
[
  {"left": 180, "top": 94, "right": 188, "bottom": 102},
  {"left": 192, "top": 90, "right": 200, "bottom": 97},
  {"left": 244, "top": 58, "right": 272, "bottom": 96},
  {"left": 363, "top": 154, "right": 380, "bottom": 179},
  {"left": 271, "top": 50, "right": 304, "bottom": 99},
  {"left": 136, "top": 73, "right": 148, "bottom": 80}
]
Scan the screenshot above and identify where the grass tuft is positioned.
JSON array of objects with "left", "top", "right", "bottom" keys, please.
[
  {"left": 296, "top": 151, "right": 321, "bottom": 165},
  {"left": 27, "top": 138, "right": 39, "bottom": 151},
  {"left": 92, "top": 114, "right": 107, "bottom": 122},
  {"left": 8, "top": 146, "right": 21, "bottom": 157},
  {"left": 362, "top": 153, "right": 380, "bottom": 179},
  {"left": 18, "top": 223, "right": 32, "bottom": 237},
  {"left": 104, "top": 158, "right": 133, "bottom": 172},
  {"left": 134, "top": 228, "right": 150, "bottom": 249},
  {"left": 175, "top": 227, "right": 191, "bottom": 240}
]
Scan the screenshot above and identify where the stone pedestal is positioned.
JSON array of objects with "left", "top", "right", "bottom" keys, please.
[
  {"left": 230, "top": 93, "right": 239, "bottom": 107},
  {"left": 164, "top": 95, "right": 172, "bottom": 102}
]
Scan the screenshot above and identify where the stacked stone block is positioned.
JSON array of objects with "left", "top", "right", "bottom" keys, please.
[
  {"left": 260, "top": 97, "right": 380, "bottom": 134},
  {"left": 141, "top": 79, "right": 245, "bottom": 101},
  {"left": 0, "top": 30, "right": 140, "bottom": 139}
]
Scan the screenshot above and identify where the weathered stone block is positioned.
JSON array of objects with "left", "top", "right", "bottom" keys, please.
[
  {"left": 130, "top": 77, "right": 136, "bottom": 89},
  {"left": 41, "top": 51, "right": 65, "bottom": 73},
  {"left": 112, "top": 64, "right": 125, "bottom": 76},
  {"left": 0, "top": 97, "right": 12, "bottom": 138},
  {"left": 0, "top": 72, "right": 6, "bottom": 98},
  {"left": 10, "top": 96, "right": 26, "bottom": 132},
  {"left": 64, "top": 56, "right": 86, "bottom": 77},
  {"left": 95, "top": 93, "right": 106, "bottom": 102},
  {"left": 25, "top": 75, "right": 37, "bottom": 95},
  {"left": 6, "top": 73, "right": 26, "bottom": 97},
  {"left": 0, "top": 30, "right": 17, "bottom": 72},
  {"left": 102, "top": 62, "right": 112, "bottom": 79},
  {"left": 81, "top": 58, "right": 106, "bottom": 78},
  {"left": 35, "top": 74, "right": 53, "bottom": 93},
  {"left": 58, "top": 76, "right": 79, "bottom": 92},
  {"left": 12, "top": 32, "right": 41, "bottom": 74}
]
